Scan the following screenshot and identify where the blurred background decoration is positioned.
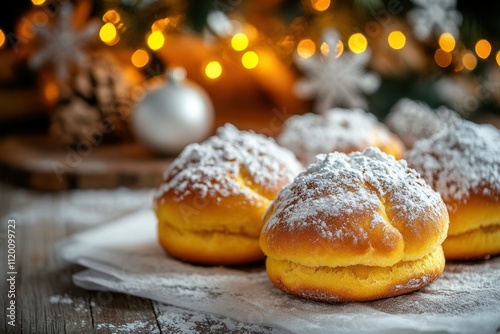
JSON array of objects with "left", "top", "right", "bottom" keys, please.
[
  {"left": 2, "top": 0, "right": 500, "bottom": 132},
  {"left": 0, "top": 0, "right": 499, "bottom": 188}
]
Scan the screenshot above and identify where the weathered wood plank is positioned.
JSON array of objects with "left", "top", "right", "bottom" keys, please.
[
  {"left": 0, "top": 194, "right": 159, "bottom": 334},
  {"left": 153, "top": 303, "right": 285, "bottom": 334},
  {"left": 1, "top": 185, "right": 286, "bottom": 333},
  {"left": 14, "top": 213, "right": 94, "bottom": 334},
  {"left": 89, "top": 293, "right": 160, "bottom": 333}
]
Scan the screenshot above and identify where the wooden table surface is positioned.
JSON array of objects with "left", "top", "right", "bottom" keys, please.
[{"left": 0, "top": 183, "right": 283, "bottom": 334}]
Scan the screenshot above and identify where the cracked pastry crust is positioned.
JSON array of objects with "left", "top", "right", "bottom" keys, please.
[
  {"left": 154, "top": 124, "right": 303, "bottom": 265},
  {"left": 260, "top": 148, "right": 449, "bottom": 302}
]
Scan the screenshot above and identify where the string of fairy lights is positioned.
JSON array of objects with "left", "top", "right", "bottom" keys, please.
[
  {"left": 0, "top": 0, "right": 499, "bottom": 80},
  {"left": 95, "top": 0, "right": 499, "bottom": 79}
]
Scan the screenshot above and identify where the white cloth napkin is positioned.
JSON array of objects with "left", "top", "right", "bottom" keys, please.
[{"left": 58, "top": 210, "right": 500, "bottom": 334}]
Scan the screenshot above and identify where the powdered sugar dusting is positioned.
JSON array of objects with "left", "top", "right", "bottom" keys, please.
[
  {"left": 154, "top": 123, "right": 303, "bottom": 204},
  {"left": 263, "top": 148, "right": 445, "bottom": 246},
  {"left": 406, "top": 121, "right": 500, "bottom": 211},
  {"left": 278, "top": 108, "right": 396, "bottom": 165},
  {"left": 49, "top": 293, "right": 87, "bottom": 312},
  {"left": 385, "top": 98, "right": 459, "bottom": 148},
  {"left": 63, "top": 209, "right": 500, "bottom": 334},
  {"left": 393, "top": 275, "right": 431, "bottom": 291},
  {"left": 49, "top": 294, "right": 74, "bottom": 305},
  {"left": 157, "top": 304, "right": 284, "bottom": 333},
  {"left": 96, "top": 321, "right": 159, "bottom": 333}
]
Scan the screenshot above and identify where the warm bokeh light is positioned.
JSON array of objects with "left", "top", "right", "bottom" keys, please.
[
  {"left": 462, "top": 52, "right": 477, "bottom": 70},
  {"left": 320, "top": 42, "right": 328, "bottom": 55},
  {"left": 205, "top": 61, "right": 223, "bottom": 79},
  {"left": 348, "top": 33, "right": 368, "bottom": 53},
  {"left": 388, "top": 31, "right": 406, "bottom": 50},
  {"left": 31, "top": 0, "right": 46, "bottom": 5},
  {"left": 311, "top": 0, "right": 331, "bottom": 11},
  {"left": 438, "top": 33, "right": 456, "bottom": 53},
  {"left": 44, "top": 82, "right": 59, "bottom": 104},
  {"left": 242, "top": 51, "right": 259, "bottom": 69},
  {"left": 434, "top": 49, "right": 452, "bottom": 68},
  {"left": 475, "top": 39, "right": 491, "bottom": 59},
  {"left": 147, "top": 31, "right": 165, "bottom": 51},
  {"left": 102, "top": 10, "right": 121, "bottom": 24},
  {"left": 0, "top": 30, "right": 5, "bottom": 49},
  {"left": 297, "top": 39, "right": 316, "bottom": 59},
  {"left": 231, "top": 33, "right": 249, "bottom": 51},
  {"left": 244, "top": 24, "right": 258, "bottom": 41},
  {"left": 336, "top": 40, "right": 344, "bottom": 57},
  {"left": 152, "top": 18, "right": 170, "bottom": 31},
  {"left": 454, "top": 61, "right": 464, "bottom": 72},
  {"left": 320, "top": 40, "right": 344, "bottom": 58},
  {"left": 496, "top": 51, "right": 500, "bottom": 66},
  {"left": 131, "top": 49, "right": 149, "bottom": 68},
  {"left": 99, "top": 23, "right": 119, "bottom": 45}
]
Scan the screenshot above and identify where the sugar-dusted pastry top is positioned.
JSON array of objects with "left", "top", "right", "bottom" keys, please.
[
  {"left": 261, "top": 148, "right": 448, "bottom": 268},
  {"left": 385, "top": 98, "right": 459, "bottom": 148},
  {"left": 406, "top": 121, "right": 500, "bottom": 210},
  {"left": 278, "top": 108, "right": 404, "bottom": 164},
  {"left": 154, "top": 123, "right": 303, "bottom": 206}
]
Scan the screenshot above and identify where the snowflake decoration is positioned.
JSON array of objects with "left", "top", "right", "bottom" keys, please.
[
  {"left": 29, "top": 2, "right": 99, "bottom": 83},
  {"left": 407, "top": 0, "right": 462, "bottom": 40},
  {"left": 205, "top": 10, "right": 234, "bottom": 39},
  {"left": 294, "top": 29, "right": 380, "bottom": 113}
]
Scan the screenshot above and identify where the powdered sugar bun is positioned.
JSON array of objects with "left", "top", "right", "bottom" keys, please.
[
  {"left": 260, "top": 148, "right": 449, "bottom": 302},
  {"left": 154, "top": 123, "right": 303, "bottom": 265},
  {"left": 385, "top": 98, "right": 459, "bottom": 148},
  {"left": 406, "top": 121, "right": 500, "bottom": 260},
  {"left": 278, "top": 108, "right": 405, "bottom": 165}
]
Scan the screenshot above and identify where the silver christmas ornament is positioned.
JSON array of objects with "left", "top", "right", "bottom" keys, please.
[{"left": 132, "top": 67, "right": 215, "bottom": 154}]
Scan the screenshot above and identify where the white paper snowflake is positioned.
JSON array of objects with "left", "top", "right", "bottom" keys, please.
[
  {"left": 205, "top": 11, "right": 234, "bottom": 38},
  {"left": 407, "top": 0, "right": 462, "bottom": 40},
  {"left": 294, "top": 29, "right": 380, "bottom": 113},
  {"left": 29, "top": 2, "right": 99, "bottom": 82}
]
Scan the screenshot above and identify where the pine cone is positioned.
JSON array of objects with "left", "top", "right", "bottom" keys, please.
[{"left": 50, "top": 54, "right": 132, "bottom": 146}]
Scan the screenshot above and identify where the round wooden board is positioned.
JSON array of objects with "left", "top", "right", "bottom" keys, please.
[{"left": 0, "top": 135, "right": 173, "bottom": 191}]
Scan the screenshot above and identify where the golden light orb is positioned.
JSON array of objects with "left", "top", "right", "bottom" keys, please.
[
  {"left": 242, "top": 51, "right": 259, "bottom": 69},
  {"left": 434, "top": 49, "right": 452, "bottom": 68},
  {"left": 388, "top": 31, "right": 406, "bottom": 50},
  {"left": 147, "top": 31, "right": 165, "bottom": 51},
  {"left": 231, "top": 33, "right": 249, "bottom": 51},
  {"left": 475, "top": 39, "right": 491, "bottom": 59},
  {"left": 131, "top": 49, "right": 150, "bottom": 68},
  {"left": 311, "top": 0, "right": 331, "bottom": 12},
  {"left": 438, "top": 33, "right": 456, "bottom": 53},
  {"left": 99, "top": 23, "right": 119, "bottom": 46},
  {"left": 297, "top": 39, "right": 316, "bottom": 59},
  {"left": 205, "top": 61, "right": 223, "bottom": 79},
  {"left": 348, "top": 33, "right": 367, "bottom": 54},
  {"left": 462, "top": 52, "right": 477, "bottom": 70}
]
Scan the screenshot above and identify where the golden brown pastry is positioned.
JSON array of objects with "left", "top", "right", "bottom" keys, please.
[
  {"left": 260, "top": 148, "right": 449, "bottom": 302},
  {"left": 154, "top": 124, "right": 303, "bottom": 265},
  {"left": 278, "top": 108, "right": 405, "bottom": 165},
  {"left": 406, "top": 121, "right": 500, "bottom": 260}
]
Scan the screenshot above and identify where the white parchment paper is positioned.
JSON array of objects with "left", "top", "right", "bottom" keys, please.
[{"left": 58, "top": 210, "right": 500, "bottom": 334}]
